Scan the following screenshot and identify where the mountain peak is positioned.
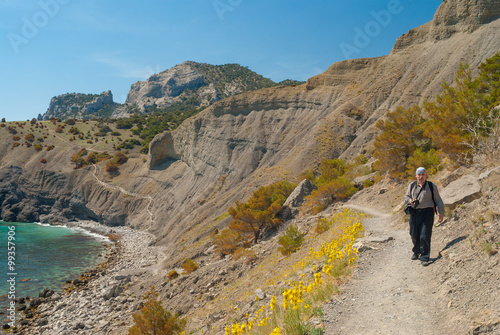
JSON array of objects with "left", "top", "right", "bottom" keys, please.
[
  {"left": 392, "top": 0, "right": 500, "bottom": 52},
  {"left": 433, "top": 0, "right": 500, "bottom": 27}
]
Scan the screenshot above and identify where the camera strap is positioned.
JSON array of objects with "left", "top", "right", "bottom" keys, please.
[
  {"left": 411, "top": 180, "right": 437, "bottom": 214},
  {"left": 411, "top": 181, "right": 425, "bottom": 202}
]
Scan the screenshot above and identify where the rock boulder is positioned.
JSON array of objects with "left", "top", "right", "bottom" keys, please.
[
  {"left": 280, "top": 179, "right": 317, "bottom": 220},
  {"left": 440, "top": 175, "right": 482, "bottom": 209}
]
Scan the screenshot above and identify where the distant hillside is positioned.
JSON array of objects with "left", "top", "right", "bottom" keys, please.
[
  {"left": 39, "top": 62, "right": 304, "bottom": 121},
  {"left": 120, "top": 61, "right": 304, "bottom": 117},
  {"left": 38, "top": 90, "right": 117, "bottom": 121}
]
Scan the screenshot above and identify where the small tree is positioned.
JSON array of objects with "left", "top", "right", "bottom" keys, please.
[
  {"left": 373, "top": 105, "right": 428, "bottom": 177},
  {"left": 228, "top": 181, "right": 295, "bottom": 244},
  {"left": 129, "top": 287, "right": 185, "bottom": 335},
  {"left": 211, "top": 228, "right": 243, "bottom": 256}
]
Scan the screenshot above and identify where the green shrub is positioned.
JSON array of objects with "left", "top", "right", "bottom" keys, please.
[
  {"left": 228, "top": 180, "right": 296, "bottom": 244},
  {"left": 278, "top": 225, "right": 304, "bottom": 255},
  {"left": 113, "top": 151, "right": 128, "bottom": 165},
  {"left": 24, "top": 133, "right": 35, "bottom": 142},
  {"left": 129, "top": 287, "right": 186, "bottom": 335},
  {"left": 105, "top": 161, "right": 119, "bottom": 173},
  {"left": 363, "top": 179, "right": 374, "bottom": 188},
  {"left": 305, "top": 177, "right": 357, "bottom": 214},
  {"left": 167, "top": 270, "right": 179, "bottom": 280},
  {"left": 315, "top": 218, "right": 331, "bottom": 235},
  {"left": 181, "top": 259, "right": 198, "bottom": 274}
]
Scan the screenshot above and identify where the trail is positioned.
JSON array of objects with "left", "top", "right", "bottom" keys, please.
[
  {"left": 90, "top": 164, "right": 169, "bottom": 275},
  {"left": 322, "top": 205, "right": 459, "bottom": 335},
  {"left": 91, "top": 164, "right": 155, "bottom": 226}
]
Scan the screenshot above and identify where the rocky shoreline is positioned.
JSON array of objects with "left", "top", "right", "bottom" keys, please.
[{"left": 7, "top": 221, "right": 164, "bottom": 334}]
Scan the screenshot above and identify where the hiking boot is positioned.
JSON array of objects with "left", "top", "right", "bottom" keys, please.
[
  {"left": 421, "top": 260, "right": 430, "bottom": 267},
  {"left": 411, "top": 253, "right": 419, "bottom": 260}
]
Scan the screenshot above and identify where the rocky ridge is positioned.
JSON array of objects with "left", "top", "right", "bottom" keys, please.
[
  {"left": 121, "top": 61, "right": 298, "bottom": 115},
  {"left": 1, "top": 0, "right": 500, "bottom": 333},
  {"left": 39, "top": 61, "right": 298, "bottom": 121},
  {"left": 2, "top": 0, "right": 499, "bottom": 254},
  {"left": 39, "top": 91, "right": 116, "bottom": 121}
]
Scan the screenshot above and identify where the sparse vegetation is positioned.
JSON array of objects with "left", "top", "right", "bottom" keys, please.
[
  {"left": 278, "top": 225, "right": 304, "bottom": 256},
  {"left": 128, "top": 287, "right": 186, "bottom": 335},
  {"left": 303, "top": 159, "right": 358, "bottom": 214},
  {"left": 181, "top": 259, "right": 198, "bottom": 274},
  {"left": 227, "top": 180, "right": 296, "bottom": 244},
  {"left": 374, "top": 53, "right": 500, "bottom": 177}
]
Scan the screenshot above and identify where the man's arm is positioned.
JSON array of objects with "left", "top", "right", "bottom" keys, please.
[
  {"left": 432, "top": 183, "right": 445, "bottom": 222},
  {"left": 404, "top": 183, "right": 414, "bottom": 205}
]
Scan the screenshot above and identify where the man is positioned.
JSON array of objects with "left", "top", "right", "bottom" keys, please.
[{"left": 404, "top": 167, "right": 444, "bottom": 266}]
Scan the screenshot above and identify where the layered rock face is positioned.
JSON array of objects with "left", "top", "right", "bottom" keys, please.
[
  {"left": 125, "top": 62, "right": 211, "bottom": 111},
  {"left": 122, "top": 61, "right": 277, "bottom": 114},
  {"left": 1, "top": 0, "right": 500, "bottom": 260},
  {"left": 143, "top": 0, "right": 500, "bottom": 257},
  {"left": 393, "top": 0, "right": 500, "bottom": 50}
]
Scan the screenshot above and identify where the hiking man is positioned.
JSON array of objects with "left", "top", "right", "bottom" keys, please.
[{"left": 404, "top": 167, "right": 444, "bottom": 266}]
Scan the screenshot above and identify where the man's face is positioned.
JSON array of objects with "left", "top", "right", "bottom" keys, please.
[{"left": 416, "top": 172, "right": 427, "bottom": 183}]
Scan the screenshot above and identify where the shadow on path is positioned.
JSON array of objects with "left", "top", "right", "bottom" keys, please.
[{"left": 429, "top": 236, "right": 467, "bottom": 265}]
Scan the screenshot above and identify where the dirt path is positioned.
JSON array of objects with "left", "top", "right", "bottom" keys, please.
[
  {"left": 322, "top": 205, "right": 463, "bottom": 335},
  {"left": 91, "top": 164, "right": 155, "bottom": 225}
]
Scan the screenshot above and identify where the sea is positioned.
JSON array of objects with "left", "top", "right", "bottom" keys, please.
[{"left": 0, "top": 221, "right": 109, "bottom": 324}]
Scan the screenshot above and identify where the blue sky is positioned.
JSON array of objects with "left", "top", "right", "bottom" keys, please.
[{"left": 0, "top": 0, "right": 441, "bottom": 121}]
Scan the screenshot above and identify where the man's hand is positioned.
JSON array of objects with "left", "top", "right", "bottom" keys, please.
[{"left": 439, "top": 214, "right": 444, "bottom": 222}]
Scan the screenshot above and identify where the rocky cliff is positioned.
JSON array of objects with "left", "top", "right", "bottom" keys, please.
[
  {"left": 142, "top": 0, "right": 500, "bottom": 257},
  {"left": 39, "top": 90, "right": 116, "bottom": 120},
  {"left": 120, "top": 61, "right": 293, "bottom": 116},
  {"left": 1, "top": 0, "right": 500, "bottom": 261}
]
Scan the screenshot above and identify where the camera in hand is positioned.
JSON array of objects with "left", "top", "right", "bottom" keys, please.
[{"left": 404, "top": 199, "right": 419, "bottom": 215}]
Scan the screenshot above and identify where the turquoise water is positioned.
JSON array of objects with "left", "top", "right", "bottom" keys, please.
[{"left": 0, "top": 221, "right": 107, "bottom": 314}]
